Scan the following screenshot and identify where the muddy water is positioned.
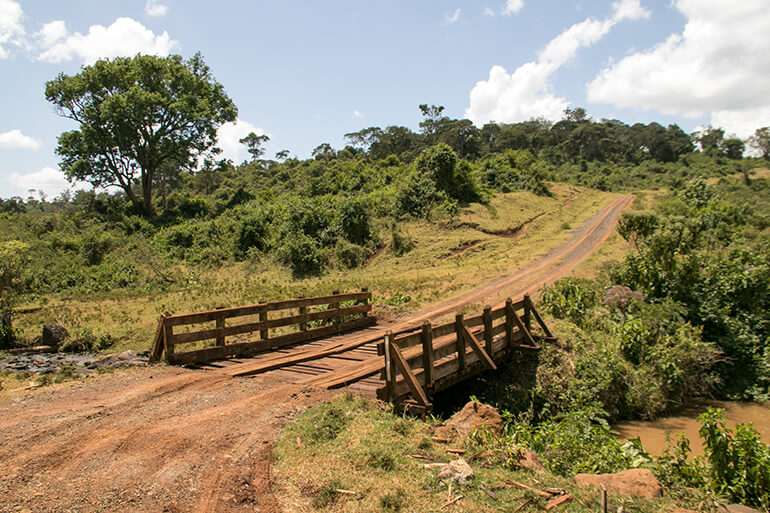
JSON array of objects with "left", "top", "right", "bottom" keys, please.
[{"left": 615, "top": 401, "right": 770, "bottom": 457}]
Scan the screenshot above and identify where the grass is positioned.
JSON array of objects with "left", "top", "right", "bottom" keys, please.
[
  {"left": 11, "top": 183, "right": 618, "bottom": 354},
  {"left": 273, "top": 394, "right": 688, "bottom": 513}
]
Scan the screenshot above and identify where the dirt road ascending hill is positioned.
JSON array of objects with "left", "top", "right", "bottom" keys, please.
[{"left": 0, "top": 195, "right": 633, "bottom": 513}]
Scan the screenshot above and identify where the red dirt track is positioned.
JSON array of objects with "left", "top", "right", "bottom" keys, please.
[{"left": 0, "top": 195, "right": 632, "bottom": 512}]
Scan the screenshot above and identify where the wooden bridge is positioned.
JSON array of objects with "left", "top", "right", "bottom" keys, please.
[{"left": 148, "top": 288, "right": 553, "bottom": 410}]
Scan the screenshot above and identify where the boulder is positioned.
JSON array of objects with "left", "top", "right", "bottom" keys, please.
[
  {"left": 574, "top": 469, "right": 663, "bottom": 498},
  {"left": 435, "top": 400, "right": 503, "bottom": 440},
  {"left": 42, "top": 324, "right": 68, "bottom": 349},
  {"left": 515, "top": 447, "right": 546, "bottom": 472},
  {"left": 437, "top": 458, "right": 474, "bottom": 485},
  {"left": 719, "top": 505, "right": 762, "bottom": 513}
]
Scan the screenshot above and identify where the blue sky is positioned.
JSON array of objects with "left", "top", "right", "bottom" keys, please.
[{"left": 1, "top": 0, "right": 769, "bottom": 199}]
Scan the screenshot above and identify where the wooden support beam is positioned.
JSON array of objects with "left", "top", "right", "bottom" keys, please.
[
  {"left": 389, "top": 339, "right": 431, "bottom": 408},
  {"left": 508, "top": 303, "right": 538, "bottom": 347},
  {"left": 422, "top": 320, "right": 434, "bottom": 388},
  {"left": 149, "top": 313, "right": 168, "bottom": 364},
  {"left": 463, "top": 324, "right": 497, "bottom": 371},
  {"left": 483, "top": 305, "right": 493, "bottom": 356},
  {"left": 526, "top": 296, "right": 554, "bottom": 338},
  {"left": 359, "top": 287, "right": 369, "bottom": 317},
  {"left": 454, "top": 313, "right": 467, "bottom": 371},
  {"left": 327, "top": 289, "right": 340, "bottom": 325}
]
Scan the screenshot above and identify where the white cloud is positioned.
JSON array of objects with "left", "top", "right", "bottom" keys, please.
[
  {"left": 9, "top": 167, "right": 85, "bottom": 198},
  {"left": 0, "top": 129, "right": 40, "bottom": 150},
  {"left": 35, "top": 20, "right": 67, "bottom": 47},
  {"left": 502, "top": 0, "right": 524, "bottom": 15},
  {"left": 145, "top": 0, "right": 169, "bottom": 17},
  {"left": 483, "top": 7, "right": 497, "bottom": 17},
  {"left": 587, "top": 0, "right": 770, "bottom": 137},
  {"left": 216, "top": 119, "right": 269, "bottom": 163},
  {"left": 466, "top": 1, "right": 640, "bottom": 125},
  {"left": 353, "top": 110, "right": 364, "bottom": 119},
  {"left": 444, "top": 9, "right": 461, "bottom": 25},
  {"left": 0, "top": 0, "right": 24, "bottom": 59},
  {"left": 37, "top": 17, "right": 179, "bottom": 65}
]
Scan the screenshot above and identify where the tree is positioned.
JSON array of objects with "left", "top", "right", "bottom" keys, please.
[
  {"left": 275, "top": 149, "right": 291, "bottom": 161},
  {"left": 239, "top": 132, "right": 270, "bottom": 161},
  {"left": 748, "top": 127, "right": 770, "bottom": 159},
  {"left": 694, "top": 126, "right": 724, "bottom": 155},
  {"left": 45, "top": 53, "right": 237, "bottom": 214},
  {"left": 721, "top": 137, "right": 745, "bottom": 159},
  {"left": 0, "top": 241, "right": 29, "bottom": 348}
]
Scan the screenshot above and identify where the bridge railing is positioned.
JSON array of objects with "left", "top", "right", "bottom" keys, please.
[
  {"left": 149, "top": 288, "right": 374, "bottom": 365},
  {"left": 376, "top": 294, "right": 554, "bottom": 410}
]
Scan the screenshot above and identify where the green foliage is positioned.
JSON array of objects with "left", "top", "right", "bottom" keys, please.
[
  {"left": 699, "top": 408, "right": 770, "bottom": 509},
  {"left": 234, "top": 211, "right": 270, "bottom": 259},
  {"left": 539, "top": 278, "right": 599, "bottom": 327},
  {"left": 508, "top": 406, "right": 636, "bottom": 477},
  {"left": 335, "top": 240, "right": 369, "bottom": 269},
  {"left": 45, "top": 53, "right": 237, "bottom": 213},
  {"left": 279, "top": 233, "right": 327, "bottom": 277},
  {"left": 390, "top": 226, "right": 415, "bottom": 256}
]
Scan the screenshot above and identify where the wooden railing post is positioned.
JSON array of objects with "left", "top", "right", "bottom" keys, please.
[
  {"left": 164, "top": 316, "right": 174, "bottom": 362},
  {"left": 298, "top": 295, "right": 307, "bottom": 331},
  {"left": 259, "top": 299, "right": 269, "bottom": 342},
  {"left": 505, "top": 298, "right": 514, "bottom": 347},
  {"left": 327, "top": 289, "right": 340, "bottom": 325},
  {"left": 483, "top": 305, "right": 493, "bottom": 356},
  {"left": 455, "top": 313, "right": 467, "bottom": 371},
  {"left": 523, "top": 293, "right": 532, "bottom": 333},
  {"left": 422, "top": 320, "right": 434, "bottom": 388},
  {"left": 215, "top": 306, "right": 226, "bottom": 346},
  {"left": 384, "top": 330, "right": 395, "bottom": 402},
  {"left": 360, "top": 287, "right": 369, "bottom": 317}
]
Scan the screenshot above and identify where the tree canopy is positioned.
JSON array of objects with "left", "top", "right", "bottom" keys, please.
[{"left": 45, "top": 53, "right": 237, "bottom": 213}]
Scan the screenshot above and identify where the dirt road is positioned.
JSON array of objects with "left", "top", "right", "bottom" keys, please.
[{"left": 0, "top": 194, "right": 633, "bottom": 512}]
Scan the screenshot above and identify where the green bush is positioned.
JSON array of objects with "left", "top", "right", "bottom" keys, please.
[
  {"left": 279, "top": 234, "right": 327, "bottom": 277},
  {"left": 390, "top": 226, "right": 415, "bottom": 256},
  {"left": 335, "top": 240, "right": 369, "bottom": 269},
  {"left": 234, "top": 212, "right": 269, "bottom": 259},
  {"left": 539, "top": 278, "right": 599, "bottom": 327},
  {"left": 699, "top": 408, "right": 770, "bottom": 509}
]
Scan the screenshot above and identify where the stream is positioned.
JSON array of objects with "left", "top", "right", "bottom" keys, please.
[{"left": 615, "top": 400, "right": 770, "bottom": 457}]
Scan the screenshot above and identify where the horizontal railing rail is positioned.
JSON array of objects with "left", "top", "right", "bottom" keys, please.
[{"left": 149, "top": 288, "right": 373, "bottom": 365}]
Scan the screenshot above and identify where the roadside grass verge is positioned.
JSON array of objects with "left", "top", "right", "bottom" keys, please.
[{"left": 273, "top": 394, "right": 683, "bottom": 513}]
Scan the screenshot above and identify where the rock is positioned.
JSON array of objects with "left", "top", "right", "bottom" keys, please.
[
  {"left": 515, "top": 447, "right": 546, "bottom": 472},
  {"left": 437, "top": 458, "right": 474, "bottom": 485},
  {"left": 670, "top": 509, "right": 698, "bottom": 513},
  {"left": 435, "top": 400, "right": 503, "bottom": 441},
  {"left": 574, "top": 469, "right": 663, "bottom": 498},
  {"left": 117, "top": 350, "right": 136, "bottom": 360},
  {"left": 42, "top": 324, "right": 68, "bottom": 349},
  {"left": 719, "top": 505, "right": 762, "bottom": 513}
]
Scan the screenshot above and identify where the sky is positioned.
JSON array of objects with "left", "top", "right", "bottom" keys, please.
[{"left": 1, "top": 0, "right": 769, "bottom": 199}]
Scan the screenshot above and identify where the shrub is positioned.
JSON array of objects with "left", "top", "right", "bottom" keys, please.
[
  {"left": 393, "top": 171, "right": 440, "bottom": 219},
  {"left": 279, "top": 234, "right": 327, "bottom": 277},
  {"left": 335, "top": 240, "right": 369, "bottom": 269},
  {"left": 699, "top": 408, "right": 770, "bottom": 509},
  {"left": 390, "top": 226, "right": 415, "bottom": 256},
  {"left": 234, "top": 212, "right": 269, "bottom": 259},
  {"left": 338, "top": 196, "right": 375, "bottom": 245},
  {"left": 539, "top": 278, "right": 599, "bottom": 327}
]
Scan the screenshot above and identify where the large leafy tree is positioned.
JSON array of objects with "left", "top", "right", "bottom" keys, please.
[{"left": 45, "top": 53, "right": 237, "bottom": 213}]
